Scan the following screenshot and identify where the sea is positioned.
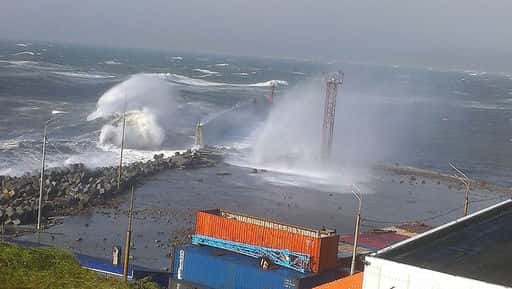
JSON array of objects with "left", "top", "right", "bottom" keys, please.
[
  {"left": 2, "top": 40, "right": 512, "bottom": 186},
  {"left": 4, "top": 40, "right": 512, "bottom": 268}
]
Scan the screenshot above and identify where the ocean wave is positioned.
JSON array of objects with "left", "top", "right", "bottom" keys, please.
[
  {"left": 103, "top": 60, "right": 122, "bottom": 65},
  {"left": 159, "top": 73, "right": 287, "bottom": 87},
  {"left": 464, "top": 70, "right": 488, "bottom": 77},
  {"left": 95, "top": 143, "right": 185, "bottom": 165},
  {"left": 463, "top": 101, "right": 507, "bottom": 110},
  {"left": 0, "top": 139, "right": 21, "bottom": 150},
  {"left": 215, "top": 63, "right": 229, "bottom": 67},
  {"left": 0, "top": 60, "right": 37, "bottom": 66},
  {"left": 99, "top": 110, "right": 165, "bottom": 149},
  {"left": 52, "top": 71, "right": 117, "bottom": 79},
  {"left": 193, "top": 68, "right": 220, "bottom": 75},
  {"left": 171, "top": 56, "right": 183, "bottom": 61},
  {"left": 88, "top": 74, "right": 177, "bottom": 149},
  {"left": 15, "top": 43, "right": 30, "bottom": 47},
  {"left": 13, "top": 51, "right": 37, "bottom": 56},
  {"left": 233, "top": 72, "right": 249, "bottom": 76}
]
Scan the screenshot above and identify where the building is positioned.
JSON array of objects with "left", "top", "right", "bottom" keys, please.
[
  {"left": 362, "top": 199, "right": 512, "bottom": 289},
  {"left": 337, "top": 222, "right": 431, "bottom": 271}
]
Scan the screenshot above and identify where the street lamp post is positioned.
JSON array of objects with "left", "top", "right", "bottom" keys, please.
[
  {"left": 117, "top": 100, "right": 127, "bottom": 191},
  {"left": 350, "top": 184, "right": 363, "bottom": 275},
  {"left": 449, "top": 162, "right": 471, "bottom": 216},
  {"left": 37, "top": 110, "right": 66, "bottom": 231}
]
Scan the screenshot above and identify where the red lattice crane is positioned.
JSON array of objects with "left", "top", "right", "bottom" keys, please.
[{"left": 321, "top": 71, "right": 344, "bottom": 160}]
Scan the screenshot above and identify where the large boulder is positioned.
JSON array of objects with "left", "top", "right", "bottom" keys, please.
[{"left": 5, "top": 206, "right": 15, "bottom": 218}]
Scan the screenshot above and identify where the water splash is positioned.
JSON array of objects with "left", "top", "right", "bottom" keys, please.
[{"left": 88, "top": 74, "right": 176, "bottom": 149}]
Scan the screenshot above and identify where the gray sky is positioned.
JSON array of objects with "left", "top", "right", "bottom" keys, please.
[{"left": 1, "top": 0, "right": 512, "bottom": 72}]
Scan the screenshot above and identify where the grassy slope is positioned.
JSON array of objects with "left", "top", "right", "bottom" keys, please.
[{"left": 0, "top": 244, "right": 159, "bottom": 289}]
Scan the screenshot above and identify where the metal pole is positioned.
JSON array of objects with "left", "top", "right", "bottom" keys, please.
[
  {"left": 37, "top": 122, "right": 48, "bottom": 231},
  {"left": 1, "top": 222, "right": 4, "bottom": 244},
  {"left": 123, "top": 186, "right": 135, "bottom": 282},
  {"left": 449, "top": 162, "right": 471, "bottom": 216},
  {"left": 350, "top": 185, "right": 362, "bottom": 275},
  {"left": 463, "top": 180, "right": 470, "bottom": 216},
  {"left": 168, "top": 246, "right": 175, "bottom": 288},
  {"left": 269, "top": 83, "right": 275, "bottom": 104},
  {"left": 117, "top": 109, "right": 127, "bottom": 191}
]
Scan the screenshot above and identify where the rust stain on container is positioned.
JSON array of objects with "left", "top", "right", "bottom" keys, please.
[{"left": 195, "top": 209, "right": 339, "bottom": 272}]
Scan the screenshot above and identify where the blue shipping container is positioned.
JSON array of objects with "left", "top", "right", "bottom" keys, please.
[{"left": 172, "top": 244, "right": 343, "bottom": 289}]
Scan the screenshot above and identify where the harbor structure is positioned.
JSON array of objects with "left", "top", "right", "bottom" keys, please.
[
  {"left": 321, "top": 71, "right": 343, "bottom": 160},
  {"left": 194, "top": 122, "right": 204, "bottom": 148},
  {"left": 362, "top": 199, "right": 512, "bottom": 289}
]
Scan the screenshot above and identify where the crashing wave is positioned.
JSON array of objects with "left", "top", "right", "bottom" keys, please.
[
  {"left": 193, "top": 68, "right": 220, "bottom": 75},
  {"left": 159, "top": 73, "right": 287, "bottom": 87},
  {"left": 88, "top": 74, "right": 176, "bottom": 149},
  {"left": 99, "top": 110, "right": 165, "bottom": 148},
  {"left": 52, "top": 71, "right": 117, "bottom": 79}
]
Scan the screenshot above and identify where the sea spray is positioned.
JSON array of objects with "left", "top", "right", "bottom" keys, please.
[
  {"left": 200, "top": 100, "right": 253, "bottom": 125},
  {"left": 99, "top": 109, "right": 165, "bottom": 149},
  {"left": 241, "top": 80, "right": 359, "bottom": 189},
  {"left": 159, "top": 73, "right": 288, "bottom": 87},
  {"left": 250, "top": 82, "right": 324, "bottom": 168},
  {"left": 88, "top": 74, "right": 176, "bottom": 149}
]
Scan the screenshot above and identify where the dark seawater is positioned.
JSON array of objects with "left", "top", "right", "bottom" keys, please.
[
  {"left": 4, "top": 40, "right": 512, "bottom": 269},
  {"left": 1, "top": 39, "right": 512, "bottom": 186}
]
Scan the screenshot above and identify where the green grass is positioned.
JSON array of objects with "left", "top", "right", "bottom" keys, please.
[{"left": 0, "top": 244, "right": 160, "bottom": 289}]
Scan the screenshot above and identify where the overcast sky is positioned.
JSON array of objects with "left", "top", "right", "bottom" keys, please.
[{"left": 1, "top": 0, "right": 511, "bottom": 72}]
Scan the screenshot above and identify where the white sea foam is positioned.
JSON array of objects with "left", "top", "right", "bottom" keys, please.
[
  {"left": 52, "top": 71, "right": 117, "bottom": 79},
  {"left": 103, "top": 60, "right": 122, "bottom": 65},
  {"left": 463, "top": 101, "right": 505, "bottom": 110},
  {"left": 193, "top": 68, "right": 220, "bottom": 75},
  {"left": 16, "top": 43, "right": 30, "bottom": 47},
  {"left": 13, "top": 51, "right": 36, "bottom": 56},
  {"left": 0, "top": 139, "right": 20, "bottom": 150},
  {"left": 99, "top": 110, "right": 165, "bottom": 148},
  {"left": 171, "top": 56, "right": 183, "bottom": 61},
  {"left": 159, "top": 73, "right": 287, "bottom": 87},
  {"left": 215, "top": 63, "right": 229, "bottom": 67},
  {"left": 93, "top": 143, "right": 185, "bottom": 165},
  {"left": 464, "top": 70, "right": 487, "bottom": 77},
  {"left": 88, "top": 74, "right": 177, "bottom": 149},
  {"left": 233, "top": 72, "right": 249, "bottom": 76}
]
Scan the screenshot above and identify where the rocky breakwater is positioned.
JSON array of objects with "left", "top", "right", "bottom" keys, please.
[{"left": 0, "top": 148, "right": 223, "bottom": 226}]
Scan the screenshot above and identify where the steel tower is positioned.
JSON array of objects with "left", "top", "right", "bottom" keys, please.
[{"left": 321, "top": 71, "right": 344, "bottom": 160}]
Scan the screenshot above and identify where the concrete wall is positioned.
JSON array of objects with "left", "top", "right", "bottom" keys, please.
[{"left": 363, "top": 256, "right": 510, "bottom": 289}]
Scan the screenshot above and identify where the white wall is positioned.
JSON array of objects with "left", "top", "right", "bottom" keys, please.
[{"left": 363, "top": 256, "right": 510, "bottom": 289}]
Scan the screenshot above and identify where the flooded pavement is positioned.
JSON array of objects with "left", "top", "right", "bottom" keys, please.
[{"left": 16, "top": 162, "right": 509, "bottom": 269}]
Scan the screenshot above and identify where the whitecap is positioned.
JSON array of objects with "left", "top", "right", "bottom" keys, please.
[
  {"left": 103, "top": 60, "right": 122, "bottom": 65},
  {"left": 13, "top": 51, "right": 36, "bottom": 56},
  {"left": 52, "top": 71, "right": 117, "bottom": 79},
  {"left": 159, "top": 73, "right": 287, "bottom": 87},
  {"left": 193, "top": 68, "right": 220, "bottom": 75}
]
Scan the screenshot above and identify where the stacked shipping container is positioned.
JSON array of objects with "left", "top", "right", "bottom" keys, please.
[
  {"left": 173, "top": 244, "right": 344, "bottom": 289},
  {"left": 195, "top": 209, "right": 340, "bottom": 272}
]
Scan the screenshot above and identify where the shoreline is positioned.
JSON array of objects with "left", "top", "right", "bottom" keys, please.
[{"left": 0, "top": 147, "right": 223, "bottom": 227}]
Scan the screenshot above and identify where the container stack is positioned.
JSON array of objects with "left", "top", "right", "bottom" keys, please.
[{"left": 171, "top": 209, "right": 342, "bottom": 289}]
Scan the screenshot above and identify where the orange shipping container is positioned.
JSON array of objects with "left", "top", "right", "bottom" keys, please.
[
  {"left": 312, "top": 272, "right": 363, "bottom": 289},
  {"left": 195, "top": 209, "right": 339, "bottom": 273}
]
